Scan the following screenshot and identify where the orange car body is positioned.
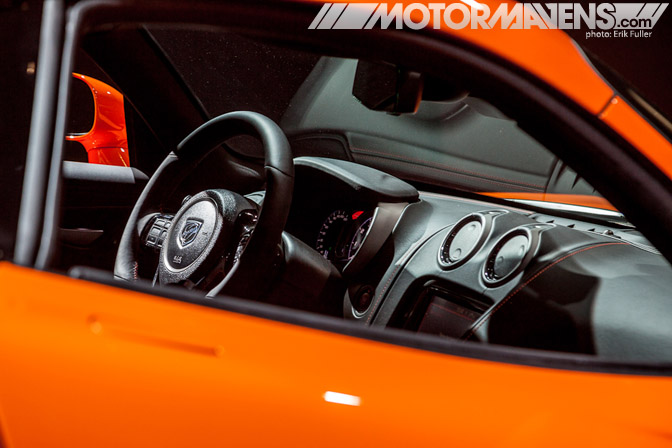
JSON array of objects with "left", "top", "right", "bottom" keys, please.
[
  {"left": 1, "top": 263, "right": 671, "bottom": 447},
  {"left": 66, "top": 73, "right": 130, "bottom": 167},
  {"left": 1, "top": 1, "right": 671, "bottom": 447}
]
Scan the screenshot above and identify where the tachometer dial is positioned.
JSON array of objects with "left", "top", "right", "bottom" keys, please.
[
  {"left": 316, "top": 209, "right": 375, "bottom": 266},
  {"left": 316, "top": 210, "right": 350, "bottom": 261}
]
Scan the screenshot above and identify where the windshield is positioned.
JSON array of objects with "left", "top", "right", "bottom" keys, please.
[{"left": 149, "top": 27, "right": 615, "bottom": 215}]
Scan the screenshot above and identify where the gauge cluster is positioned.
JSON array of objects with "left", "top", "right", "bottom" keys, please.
[
  {"left": 315, "top": 209, "right": 374, "bottom": 266},
  {"left": 285, "top": 157, "right": 417, "bottom": 275}
]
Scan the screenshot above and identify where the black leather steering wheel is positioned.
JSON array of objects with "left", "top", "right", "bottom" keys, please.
[{"left": 114, "top": 111, "right": 294, "bottom": 299}]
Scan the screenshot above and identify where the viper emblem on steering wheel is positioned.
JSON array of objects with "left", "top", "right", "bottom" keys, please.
[{"left": 179, "top": 220, "right": 202, "bottom": 247}]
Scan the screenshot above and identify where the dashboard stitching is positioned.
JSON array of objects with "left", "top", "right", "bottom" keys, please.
[
  {"left": 366, "top": 263, "right": 403, "bottom": 325},
  {"left": 462, "top": 242, "right": 628, "bottom": 341},
  {"left": 351, "top": 147, "right": 546, "bottom": 189},
  {"left": 432, "top": 302, "right": 477, "bottom": 323}
]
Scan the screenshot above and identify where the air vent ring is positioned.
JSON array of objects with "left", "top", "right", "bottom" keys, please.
[
  {"left": 438, "top": 213, "right": 492, "bottom": 269},
  {"left": 483, "top": 226, "right": 540, "bottom": 287}
]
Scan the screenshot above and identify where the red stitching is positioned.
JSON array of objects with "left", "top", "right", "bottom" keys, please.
[
  {"left": 366, "top": 264, "right": 403, "bottom": 324},
  {"left": 351, "top": 146, "right": 546, "bottom": 190},
  {"left": 462, "top": 242, "right": 628, "bottom": 341},
  {"left": 429, "top": 303, "right": 477, "bottom": 323}
]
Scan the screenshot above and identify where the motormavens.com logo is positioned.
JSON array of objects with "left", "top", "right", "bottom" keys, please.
[{"left": 309, "top": 2, "right": 668, "bottom": 38}]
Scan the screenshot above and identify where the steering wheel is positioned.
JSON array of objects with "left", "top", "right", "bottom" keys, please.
[{"left": 114, "top": 111, "right": 294, "bottom": 300}]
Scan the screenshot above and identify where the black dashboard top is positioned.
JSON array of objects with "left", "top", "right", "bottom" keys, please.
[{"left": 294, "top": 157, "right": 419, "bottom": 203}]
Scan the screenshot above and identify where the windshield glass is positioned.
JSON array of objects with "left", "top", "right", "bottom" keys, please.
[{"left": 149, "top": 27, "right": 615, "bottom": 214}]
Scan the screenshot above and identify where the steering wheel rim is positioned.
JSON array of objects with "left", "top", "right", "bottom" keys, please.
[{"left": 114, "top": 111, "right": 294, "bottom": 299}]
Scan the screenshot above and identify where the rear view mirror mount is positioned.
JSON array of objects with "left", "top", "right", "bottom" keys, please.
[
  {"left": 352, "top": 60, "right": 423, "bottom": 114},
  {"left": 352, "top": 60, "right": 468, "bottom": 115}
]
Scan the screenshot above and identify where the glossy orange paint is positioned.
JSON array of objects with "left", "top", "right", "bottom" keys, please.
[
  {"left": 66, "top": 73, "right": 130, "bottom": 167},
  {"left": 480, "top": 192, "right": 617, "bottom": 211},
  {"left": 599, "top": 96, "right": 672, "bottom": 181},
  {"left": 0, "top": 262, "right": 671, "bottom": 447}
]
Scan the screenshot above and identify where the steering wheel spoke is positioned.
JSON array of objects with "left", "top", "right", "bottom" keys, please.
[{"left": 142, "top": 213, "right": 175, "bottom": 252}]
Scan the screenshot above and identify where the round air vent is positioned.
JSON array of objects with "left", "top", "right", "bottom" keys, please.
[
  {"left": 439, "top": 213, "right": 491, "bottom": 269},
  {"left": 483, "top": 227, "right": 537, "bottom": 286}
]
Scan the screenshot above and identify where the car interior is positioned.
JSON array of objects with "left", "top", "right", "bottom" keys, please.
[{"left": 50, "top": 4, "right": 672, "bottom": 367}]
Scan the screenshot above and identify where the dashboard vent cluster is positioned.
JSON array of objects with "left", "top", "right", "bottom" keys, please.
[{"left": 529, "top": 213, "right": 659, "bottom": 253}]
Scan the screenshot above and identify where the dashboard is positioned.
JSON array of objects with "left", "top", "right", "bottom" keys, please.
[{"left": 286, "top": 157, "right": 672, "bottom": 363}]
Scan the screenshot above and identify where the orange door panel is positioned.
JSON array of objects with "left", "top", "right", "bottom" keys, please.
[{"left": 0, "top": 263, "right": 671, "bottom": 447}]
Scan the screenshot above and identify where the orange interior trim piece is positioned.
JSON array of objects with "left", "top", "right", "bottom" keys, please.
[
  {"left": 66, "top": 73, "right": 130, "bottom": 167},
  {"left": 0, "top": 263, "right": 671, "bottom": 447},
  {"left": 480, "top": 192, "right": 617, "bottom": 211}
]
